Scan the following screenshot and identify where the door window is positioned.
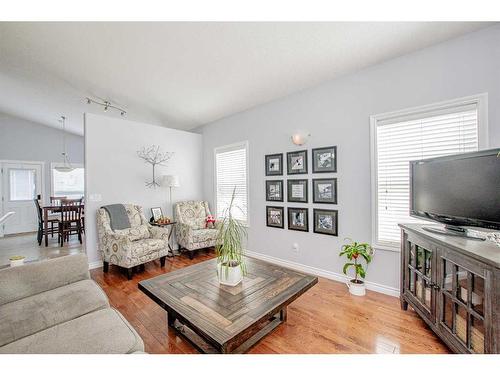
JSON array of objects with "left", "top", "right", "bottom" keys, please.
[{"left": 9, "top": 169, "right": 36, "bottom": 201}]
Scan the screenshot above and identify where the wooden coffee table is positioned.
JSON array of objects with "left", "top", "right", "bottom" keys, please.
[{"left": 138, "top": 257, "right": 317, "bottom": 353}]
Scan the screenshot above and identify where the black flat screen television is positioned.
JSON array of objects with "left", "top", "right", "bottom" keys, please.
[{"left": 410, "top": 148, "right": 500, "bottom": 236}]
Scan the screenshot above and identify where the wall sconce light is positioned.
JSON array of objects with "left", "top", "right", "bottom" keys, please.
[{"left": 291, "top": 132, "right": 310, "bottom": 146}]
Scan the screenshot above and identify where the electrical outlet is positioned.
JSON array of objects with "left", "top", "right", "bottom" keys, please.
[{"left": 292, "top": 243, "right": 299, "bottom": 253}]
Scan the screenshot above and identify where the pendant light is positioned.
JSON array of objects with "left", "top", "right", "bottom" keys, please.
[{"left": 54, "top": 116, "right": 74, "bottom": 173}]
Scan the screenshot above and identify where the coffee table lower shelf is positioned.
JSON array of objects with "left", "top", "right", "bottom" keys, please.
[{"left": 167, "top": 306, "right": 287, "bottom": 354}]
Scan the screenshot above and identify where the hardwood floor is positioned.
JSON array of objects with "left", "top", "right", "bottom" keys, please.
[{"left": 90, "top": 249, "right": 450, "bottom": 354}]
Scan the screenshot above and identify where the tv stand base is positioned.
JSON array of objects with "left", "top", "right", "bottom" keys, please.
[{"left": 422, "top": 225, "right": 485, "bottom": 241}]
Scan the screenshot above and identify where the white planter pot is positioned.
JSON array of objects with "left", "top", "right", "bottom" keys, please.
[
  {"left": 9, "top": 257, "right": 25, "bottom": 267},
  {"left": 346, "top": 280, "right": 366, "bottom": 296},
  {"left": 217, "top": 263, "right": 243, "bottom": 286}
]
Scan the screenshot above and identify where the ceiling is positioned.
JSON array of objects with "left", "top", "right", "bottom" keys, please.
[{"left": 0, "top": 22, "right": 493, "bottom": 135}]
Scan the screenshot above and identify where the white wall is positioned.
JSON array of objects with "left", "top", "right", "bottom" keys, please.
[
  {"left": 84, "top": 113, "right": 203, "bottom": 264},
  {"left": 0, "top": 112, "right": 84, "bottom": 201},
  {"left": 197, "top": 26, "right": 500, "bottom": 292}
]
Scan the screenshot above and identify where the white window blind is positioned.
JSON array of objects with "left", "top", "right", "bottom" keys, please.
[
  {"left": 375, "top": 103, "right": 479, "bottom": 246},
  {"left": 215, "top": 142, "right": 248, "bottom": 224}
]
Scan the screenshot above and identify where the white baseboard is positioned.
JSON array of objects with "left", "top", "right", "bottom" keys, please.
[
  {"left": 245, "top": 250, "right": 399, "bottom": 297},
  {"left": 88, "top": 260, "right": 102, "bottom": 270}
]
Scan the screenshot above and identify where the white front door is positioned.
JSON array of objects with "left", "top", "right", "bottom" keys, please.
[{"left": 0, "top": 162, "right": 43, "bottom": 235}]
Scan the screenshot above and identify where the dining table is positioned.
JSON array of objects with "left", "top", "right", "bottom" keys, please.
[{"left": 41, "top": 204, "right": 84, "bottom": 247}]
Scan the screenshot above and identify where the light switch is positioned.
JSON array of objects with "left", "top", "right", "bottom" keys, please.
[{"left": 89, "top": 194, "right": 102, "bottom": 202}]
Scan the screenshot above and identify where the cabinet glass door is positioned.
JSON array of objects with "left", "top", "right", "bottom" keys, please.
[
  {"left": 439, "top": 259, "right": 485, "bottom": 354},
  {"left": 407, "top": 243, "right": 433, "bottom": 314}
]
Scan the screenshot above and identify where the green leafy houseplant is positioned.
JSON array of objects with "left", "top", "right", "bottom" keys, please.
[
  {"left": 216, "top": 187, "right": 247, "bottom": 278},
  {"left": 339, "top": 238, "right": 373, "bottom": 284}
]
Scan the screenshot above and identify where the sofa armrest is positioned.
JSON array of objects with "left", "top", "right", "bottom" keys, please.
[
  {"left": 0, "top": 253, "right": 90, "bottom": 306},
  {"left": 148, "top": 225, "right": 170, "bottom": 241}
]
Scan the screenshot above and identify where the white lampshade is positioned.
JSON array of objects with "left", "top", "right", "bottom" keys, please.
[{"left": 162, "top": 175, "right": 180, "bottom": 188}]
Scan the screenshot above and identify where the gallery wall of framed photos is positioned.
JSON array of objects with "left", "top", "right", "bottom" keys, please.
[{"left": 264, "top": 145, "right": 338, "bottom": 236}]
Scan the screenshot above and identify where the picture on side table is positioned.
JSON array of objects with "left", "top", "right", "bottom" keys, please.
[
  {"left": 287, "top": 150, "right": 308, "bottom": 174},
  {"left": 151, "top": 207, "right": 164, "bottom": 221},
  {"left": 287, "top": 179, "right": 308, "bottom": 203},
  {"left": 312, "top": 146, "right": 337, "bottom": 173},
  {"left": 312, "top": 178, "right": 337, "bottom": 204},
  {"left": 313, "top": 209, "right": 338, "bottom": 236},
  {"left": 265, "top": 153, "right": 283, "bottom": 176},
  {"left": 266, "top": 180, "right": 284, "bottom": 202},
  {"left": 288, "top": 207, "right": 309, "bottom": 232},
  {"left": 266, "top": 206, "right": 284, "bottom": 229}
]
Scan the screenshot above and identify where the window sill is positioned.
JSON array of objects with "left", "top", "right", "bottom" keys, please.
[{"left": 373, "top": 242, "right": 401, "bottom": 253}]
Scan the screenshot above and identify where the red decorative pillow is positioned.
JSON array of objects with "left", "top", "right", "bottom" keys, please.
[{"left": 206, "top": 215, "right": 216, "bottom": 229}]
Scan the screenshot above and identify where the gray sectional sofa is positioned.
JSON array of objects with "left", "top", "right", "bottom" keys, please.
[{"left": 0, "top": 253, "right": 144, "bottom": 354}]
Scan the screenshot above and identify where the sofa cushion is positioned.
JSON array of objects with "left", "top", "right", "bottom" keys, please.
[
  {"left": 0, "top": 254, "right": 90, "bottom": 306},
  {"left": 192, "top": 228, "right": 218, "bottom": 243},
  {"left": 0, "top": 308, "right": 144, "bottom": 354},
  {"left": 0, "top": 279, "right": 109, "bottom": 347},
  {"left": 115, "top": 224, "right": 150, "bottom": 241}
]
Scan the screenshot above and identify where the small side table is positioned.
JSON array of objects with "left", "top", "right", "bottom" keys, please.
[{"left": 150, "top": 221, "right": 177, "bottom": 257}]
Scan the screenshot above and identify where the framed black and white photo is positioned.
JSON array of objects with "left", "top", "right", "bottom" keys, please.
[
  {"left": 313, "top": 209, "right": 338, "bottom": 236},
  {"left": 286, "top": 150, "right": 308, "bottom": 174},
  {"left": 287, "top": 179, "right": 308, "bottom": 203},
  {"left": 312, "top": 178, "right": 337, "bottom": 204},
  {"left": 266, "top": 180, "right": 284, "bottom": 202},
  {"left": 265, "top": 153, "right": 283, "bottom": 176},
  {"left": 312, "top": 146, "right": 337, "bottom": 173},
  {"left": 151, "top": 207, "right": 163, "bottom": 221},
  {"left": 266, "top": 206, "right": 284, "bottom": 229},
  {"left": 288, "top": 207, "right": 309, "bottom": 232}
]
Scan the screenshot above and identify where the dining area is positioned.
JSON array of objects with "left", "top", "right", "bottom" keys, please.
[{"left": 34, "top": 196, "right": 85, "bottom": 247}]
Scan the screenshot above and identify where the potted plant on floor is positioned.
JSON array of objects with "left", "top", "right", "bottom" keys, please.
[
  {"left": 216, "top": 187, "right": 247, "bottom": 286},
  {"left": 340, "top": 238, "right": 374, "bottom": 296}
]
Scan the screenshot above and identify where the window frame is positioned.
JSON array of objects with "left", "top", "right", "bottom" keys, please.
[
  {"left": 370, "top": 93, "right": 488, "bottom": 252},
  {"left": 50, "top": 162, "right": 85, "bottom": 198},
  {"left": 213, "top": 141, "right": 250, "bottom": 227}
]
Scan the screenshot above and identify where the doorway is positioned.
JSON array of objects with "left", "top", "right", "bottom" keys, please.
[{"left": 0, "top": 160, "right": 44, "bottom": 236}]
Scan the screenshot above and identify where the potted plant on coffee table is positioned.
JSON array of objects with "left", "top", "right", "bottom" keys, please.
[
  {"left": 216, "top": 187, "right": 247, "bottom": 286},
  {"left": 339, "top": 238, "right": 374, "bottom": 296}
]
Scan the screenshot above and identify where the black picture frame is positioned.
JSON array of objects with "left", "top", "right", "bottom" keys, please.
[
  {"left": 151, "top": 207, "right": 163, "bottom": 221},
  {"left": 266, "top": 180, "right": 284, "bottom": 202},
  {"left": 313, "top": 209, "right": 338, "bottom": 236},
  {"left": 312, "top": 178, "right": 338, "bottom": 204},
  {"left": 287, "top": 207, "right": 309, "bottom": 232},
  {"left": 265, "top": 153, "right": 283, "bottom": 176},
  {"left": 312, "top": 146, "right": 337, "bottom": 173},
  {"left": 286, "top": 150, "right": 308, "bottom": 174},
  {"left": 287, "top": 179, "right": 308, "bottom": 203},
  {"left": 266, "top": 206, "right": 284, "bottom": 229}
]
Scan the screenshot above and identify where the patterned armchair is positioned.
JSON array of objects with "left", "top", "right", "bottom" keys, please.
[
  {"left": 175, "top": 201, "right": 217, "bottom": 259},
  {"left": 97, "top": 204, "right": 170, "bottom": 279}
]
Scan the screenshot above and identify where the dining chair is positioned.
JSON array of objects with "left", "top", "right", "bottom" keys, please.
[
  {"left": 58, "top": 198, "right": 83, "bottom": 246},
  {"left": 34, "top": 199, "right": 59, "bottom": 245},
  {"left": 50, "top": 196, "right": 67, "bottom": 206}
]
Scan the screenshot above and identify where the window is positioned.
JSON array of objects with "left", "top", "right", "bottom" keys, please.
[
  {"left": 52, "top": 164, "right": 85, "bottom": 199},
  {"left": 371, "top": 95, "right": 487, "bottom": 249},
  {"left": 9, "top": 169, "right": 36, "bottom": 201},
  {"left": 214, "top": 142, "right": 249, "bottom": 225}
]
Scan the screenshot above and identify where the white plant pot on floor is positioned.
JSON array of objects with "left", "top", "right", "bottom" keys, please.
[
  {"left": 346, "top": 280, "right": 366, "bottom": 296},
  {"left": 217, "top": 263, "right": 243, "bottom": 286}
]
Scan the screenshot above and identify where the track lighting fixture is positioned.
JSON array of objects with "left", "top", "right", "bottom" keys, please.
[{"left": 86, "top": 97, "right": 126, "bottom": 116}]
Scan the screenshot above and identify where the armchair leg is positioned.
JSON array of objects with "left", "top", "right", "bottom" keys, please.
[
  {"left": 103, "top": 261, "right": 109, "bottom": 273},
  {"left": 160, "top": 256, "right": 166, "bottom": 267},
  {"left": 189, "top": 251, "right": 194, "bottom": 260},
  {"left": 126, "top": 268, "right": 133, "bottom": 280}
]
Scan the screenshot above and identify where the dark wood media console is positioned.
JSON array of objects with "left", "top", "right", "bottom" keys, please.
[{"left": 399, "top": 224, "right": 500, "bottom": 353}]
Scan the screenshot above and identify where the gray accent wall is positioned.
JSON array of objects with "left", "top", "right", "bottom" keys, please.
[
  {"left": 84, "top": 113, "right": 203, "bottom": 264},
  {"left": 0, "top": 112, "right": 84, "bottom": 203},
  {"left": 197, "top": 26, "right": 500, "bottom": 291}
]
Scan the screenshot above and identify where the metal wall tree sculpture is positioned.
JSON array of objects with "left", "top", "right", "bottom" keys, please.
[{"left": 137, "top": 145, "right": 174, "bottom": 188}]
